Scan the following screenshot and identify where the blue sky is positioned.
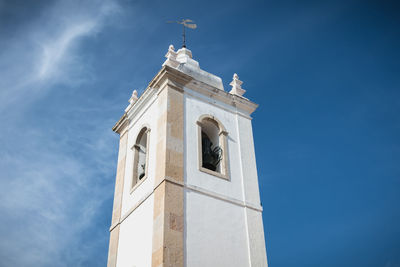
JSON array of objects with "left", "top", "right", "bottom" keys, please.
[{"left": 0, "top": 0, "right": 399, "bottom": 266}]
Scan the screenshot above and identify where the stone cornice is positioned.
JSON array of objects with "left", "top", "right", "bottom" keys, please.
[
  {"left": 125, "top": 87, "right": 157, "bottom": 126},
  {"left": 112, "top": 113, "right": 128, "bottom": 135},
  {"left": 157, "top": 65, "right": 259, "bottom": 115},
  {"left": 149, "top": 65, "right": 193, "bottom": 90},
  {"left": 185, "top": 77, "right": 258, "bottom": 115},
  {"left": 113, "top": 65, "right": 259, "bottom": 132}
]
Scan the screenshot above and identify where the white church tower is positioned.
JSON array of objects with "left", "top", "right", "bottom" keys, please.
[{"left": 107, "top": 45, "right": 268, "bottom": 267}]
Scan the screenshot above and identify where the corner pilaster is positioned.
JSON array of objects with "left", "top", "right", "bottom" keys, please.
[
  {"left": 108, "top": 128, "right": 129, "bottom": 267},
  {"left": 152, "top": 80, "right": 185, "bottom": 267}
]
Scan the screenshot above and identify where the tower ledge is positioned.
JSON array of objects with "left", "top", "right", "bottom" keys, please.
[
  {"left": 149, "top": 65, "right": 258, "bottom": 116},
  {"left": 113, "top": 46, "right": 258, "bottom": 134}
]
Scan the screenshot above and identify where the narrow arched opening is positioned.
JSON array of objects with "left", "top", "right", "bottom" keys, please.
[
  {"left": 197, "top": 115, "right": 229, "bottom": 179},
  {"left": 201, "top": 119, "right": 222, "bottom": 172},
  {"left": 131, "top": 127, "right": 150, "bottom": 189}
]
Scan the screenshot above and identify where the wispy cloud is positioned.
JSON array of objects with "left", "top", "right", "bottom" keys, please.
[
  {"left": 0, "top": 0, "right": 123, "bottom": 266},
  {"left": 0, "top": 0, "right": 120, "bottom": 112},
  {"left": 0, "top": 115, "right": 116, "bottom": 266},
  {"left": 38, "top": 20, "right": 97, "bottom": 79}
]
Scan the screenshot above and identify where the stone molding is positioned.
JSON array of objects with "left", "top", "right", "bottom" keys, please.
[
  {"left": 112, "top": 113, "right": 129, "bottom": 135},
  {"left": 185, "top": 87, "right": 253, "bottom": 120},
  {"left": 186, "top": 184, "right": 263, "bottom": 212},
  {"left": 112, "top": 65, "right": 258, "bottom": 134},
  {"left": 196, "top": 115, "right": 230, "bottom": 180},
  {"left": 109, "top": 176, "right": 185, "bottom": 232},
  {"left": 130, "top": 126, "right": 151, "bottom": 193},
  {"left": 110, "top": 179, "right": 263, "bottom": 233}
]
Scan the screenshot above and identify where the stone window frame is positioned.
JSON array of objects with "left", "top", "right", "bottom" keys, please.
[
  {"left": 130, "top": 126, "right": 151, "bottom": 193},
  {"left": 197, "top": 114, "right": 229, "bottom": 180}
]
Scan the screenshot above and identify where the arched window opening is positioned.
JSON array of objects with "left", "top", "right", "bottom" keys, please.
[
  {"left": 136, "top": 132, "right": 147, "bottom": 180},
  {"left": 197, "top": 115, "right": 228, "bottom": 179},
  {"left": 131, "top": 127, "right": 150, "bottom": 190},
  {"left": 201, "top": 120, "right": 222, "bottom": 172}
]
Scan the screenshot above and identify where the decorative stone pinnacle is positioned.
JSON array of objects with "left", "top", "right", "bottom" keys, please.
[
  {"left": 163, "top": 44, "right": 179, "bottom": 67},
  {"left": 129, "top": 90, "right": 138, "bottom": 104},
  {"left": 125, "top": 89, "right": 139, "bottom": 112},
  {"left": 229, "top": 73, "right": 246, "bottom": 97}
]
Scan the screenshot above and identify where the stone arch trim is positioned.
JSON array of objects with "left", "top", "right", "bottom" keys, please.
[
  {"left": 134, "top": 124, "right": 151, "bottom": 143},
  {"left": 197, "top": 114, "right": 227, "bottom": 135},
  {"left": 130, "top": 125, "right": 151, "bottom": 193},
  {"left": 197, "top": 114, "right": 230, "bottom": 180}
]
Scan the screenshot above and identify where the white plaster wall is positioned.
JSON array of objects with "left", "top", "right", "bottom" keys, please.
[
  {"left": 185, "top": 189, "right": 250, "bottom": 267},
  {"left": 184, "top": 89, "right": 251, "bottom": 267},
  {"left": 184, "top": 89, "right": 244, "bottom": 201},
  {"left": 184, "top": 88, "right": 267, "bottom": 266},
  {"left": 246, "top": 208, "right": 268, "bottom": 267},
  {"left": 116, "top": 92, "right": 161, "bottom": 267},
  {"left": 116, "top": 194, "right": 154, "bottom": 267},
  {"left": 236, "top": 114, "right": 261, "bottom": 206},
  {"left": 236, "top": 113, "right": 268, "bottom": 265},
  {"left": 121, "top": 93, "right": 160, "bottom": 216}
]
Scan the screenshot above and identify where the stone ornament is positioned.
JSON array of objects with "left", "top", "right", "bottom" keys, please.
[
  {"left": 125, "top": 89, "right": 139, "bottom": 112},
  {"left": 129, "top": 89, "right": 138, "bottom": 104},
  {"left": 229, "top": 73, "right": 246, "bottom": 97},
  {"left": 162, "top": 44, "right": 179, "bottom": 68}
]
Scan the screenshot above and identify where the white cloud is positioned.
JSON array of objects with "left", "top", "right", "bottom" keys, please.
[
  {"left": 0, "top": 0, "right": 123, "bottom": 266},
  {"left": 0, "top": 109, "right": 119, "bottom": 266},
  {"left": 0, "top": 0, "right": 121, "bottom": 112},
  {"left": 38, "top": 20, "right": 97, "bottom": 79}
]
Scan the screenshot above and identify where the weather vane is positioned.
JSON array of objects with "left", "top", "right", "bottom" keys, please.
[{"left": 167, "top": 19, "right": 197, "bottom": 48}]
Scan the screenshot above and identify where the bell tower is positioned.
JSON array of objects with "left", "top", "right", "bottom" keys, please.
[{"left": 107, "top": 45, "right": 268, "bottom": 267}]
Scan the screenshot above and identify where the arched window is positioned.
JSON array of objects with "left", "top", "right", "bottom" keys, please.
[
  {"left": 197, "top": 115, "right": 228, "bottom": 179},
  {"left": 131, "top": 127, "right": 150, "bottom": 190}
]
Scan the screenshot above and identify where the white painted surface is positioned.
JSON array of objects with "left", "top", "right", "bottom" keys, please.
[
  {"left": 116, "top": 90, "right": 160, "bottom": 266},
  {"left": 121, "top": 92, "right": 160, "bottom": 217},
  {"left": 236, "top": 113, "right": 261, "bottom": 206},
  {"left": 185, "top": 189, "right": 250, "bottom": 267},
  {"left": 116, "top": 194, "right": 154, "bottom": 267},
  {"left": 184, "top": 90, "right": 244, "bottom": 201},
  {"left": 184, "top": 84, "right": 267, "bottom": 266},
  {"left": 246, "top": 208, "right": 268, "bottom": 267}
]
